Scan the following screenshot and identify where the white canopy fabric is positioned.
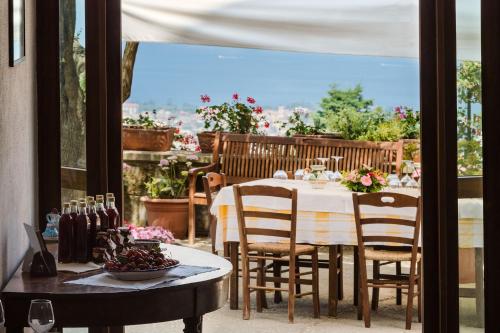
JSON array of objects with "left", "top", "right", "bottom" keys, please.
[{"left": 122, "top": 0, "right": 480, "bottom": 60}]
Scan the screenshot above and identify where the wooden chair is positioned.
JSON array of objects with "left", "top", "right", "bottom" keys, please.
[
  {"left": 352, "top": 192, "right": 422, "bottom": 330},
  {"left": 233, "top": 185, "right": 320, "bottom": 323},
  {"left": 202, "top": 172, "right": 227, "bottom": 254}
]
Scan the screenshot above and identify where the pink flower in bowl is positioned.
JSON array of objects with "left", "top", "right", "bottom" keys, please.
[{"left": 361, "top": 175, "right": 373, "bottom": 186}]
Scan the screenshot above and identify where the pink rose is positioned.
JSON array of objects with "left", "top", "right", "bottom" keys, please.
[
  {"left": 361, "top": 175, "right": 372, "bottom": 186},
  {"left": 376, "top": 175, "right": 386, "bottom": 185}
]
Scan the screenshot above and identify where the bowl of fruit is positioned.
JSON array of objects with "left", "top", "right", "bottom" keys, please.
[{"left": 103, "top": 248, "right": 179, "bottom": 281}]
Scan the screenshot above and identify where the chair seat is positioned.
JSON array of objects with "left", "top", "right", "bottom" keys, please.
[
  {"left": 248, "top": 242, "right": 316, "bottom": 255},
  {"left": 365, "top": 248, "right": 421, "bottom": 262}
]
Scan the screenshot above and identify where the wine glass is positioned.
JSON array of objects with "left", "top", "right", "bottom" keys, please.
[
  {"left": 28, "top": 300, "right": 55, "bottom": 333},
  {"left": 0, "top": 300, "right": 5, "bottom": 328},
  {"left": 316, "top": 157, "right": 329, "bottom": 166},
  {"left": 330, "top": 156, "right": 344, "bottom": 182},
  {"left": 400, "top": 160, "right": 415, "bottom": 187},
  {"left": 273, "top": 170, "right": 288, "bottom": 180}
]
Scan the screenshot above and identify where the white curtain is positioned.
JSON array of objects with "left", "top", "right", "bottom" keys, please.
[{"left": 122, "top": 0, "right": 480, "bottom": 60}]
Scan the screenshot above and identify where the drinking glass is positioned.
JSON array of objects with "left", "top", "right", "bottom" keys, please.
[
  {"left": 273, "top": 170, "right": 288, "bottom": 180},
  {"left": 401, "top": 160, "right": 415, "bottom": 187},
  {"left": 28, "top": 300, "right": 55, "bottom": 333},
  {"left": 316, "top": 157, "right": 329, "bottom": 165},
  {"left": 0, "top": 300, "right": 5, "bottom": 328},
  {"left": 330, "top": 156, "right": 344, "bottom": 182}
]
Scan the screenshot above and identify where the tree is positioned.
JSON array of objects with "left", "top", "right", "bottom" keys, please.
[
  {"left": 60, "top": 0, "right": 86, "bottom": 168},
  {"left": 319, "top": 84, "right": 373, "bottom": 117},
  {"left": 457, "top": 61, "right": 481, "bottom": 140},
  {"left": 122, "top": 42, "right": 140, "bottom": 103}
]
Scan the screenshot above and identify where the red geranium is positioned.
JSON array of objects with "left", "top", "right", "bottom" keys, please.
[{"left": 247, "top": 97, "right": 256, "bottom": 104}]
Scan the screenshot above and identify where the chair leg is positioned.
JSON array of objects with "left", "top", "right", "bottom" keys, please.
[
  {"left": 188, "top": 201, "right": 196, "bottom": 244},
  {"left": 354, "top": 247, "right": 359, "bottom": 307},
  {"left": 209, "top": 215, "right": 217, "bottom": 255},
  {"left": 359, "top": 256, "right": 371, "bottom": 327},
  {"left": 417, "top": 260, "right": 422, "bottom": 323},
  {"left": 256, "top": 252, "right": 265, "bottom": 313},
  {"left": 288, "top": 257, "right": 296, "bottom": 323},
  {"left": 396, "top": 261, "right": 402, "bottom": 305},
  {"left": 273, "top": 254, "right": 283, "bottom": 304},
  {"left": 372, "top": 260, "right": 380, "bottom": 311},
  {"left": 295, "top": 260, "right": 301, "bottom": 296},
  {"left": 312, "top": 250, "right": 320, "bottom": 318},
  {"left": 405, "top": 264, "right": 416, "bottom": 330},
  {"left": 242, "top": 256, "right": 251, "bottom": 320}
]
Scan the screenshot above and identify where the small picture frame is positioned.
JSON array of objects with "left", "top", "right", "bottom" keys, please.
[{"left": 8, "top": 0, "right": 26, "bottom": 67}]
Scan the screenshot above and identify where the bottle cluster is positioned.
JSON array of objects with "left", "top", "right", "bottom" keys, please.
[{"left": 58, "top": 193, "right": 123, "bottom": 263}]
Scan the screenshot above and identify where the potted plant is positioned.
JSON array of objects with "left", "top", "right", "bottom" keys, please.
[
  {"left": 195, "top": 93, "right": 269, "bottom": 153},
  {"left": 140, "top": 153, "right": 198, "bottom": 238},
  {"left": 279, "top": 107, "right": 341, "bottom": 138},
  {"left": 341, "top": 166, "right": 387, "bottom": 193},
  {"left": 123, "top": 111, "right": 176, "bottom": 151}
]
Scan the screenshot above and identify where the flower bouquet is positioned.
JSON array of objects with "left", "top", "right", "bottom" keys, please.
[{"left": 341, "top": 166, "right": 387, "bottom": 193}]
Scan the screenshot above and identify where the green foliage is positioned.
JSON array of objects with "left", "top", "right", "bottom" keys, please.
[
  {"left": 145, "top": 153, "right": 198, "bottom": 199},
  {"left": 279, "top": 108, "right": 323, "bottom": 136},
  {"left": 324, "top": 108, "right": 370, "bottom": 140},
  {"left": 319, "top": 84, "right": 373, "bottom": 116},
  {"left": 196, "top": 94, "right": 268, "bottom": 133},
  {"left": 458, "top": 139, "right": 482, "bottom": 176},
  {"left": 361, "top": 120, "right": 403, "bottom": 142},
  {"left": 395, "top": 106, "right": 420, "bottom": 139},
  {"left": 123, "top": 111, "right": 169, "bottom": 129},
  {"left": 457, "top": 61, "right": 481, "bottom": 140}
]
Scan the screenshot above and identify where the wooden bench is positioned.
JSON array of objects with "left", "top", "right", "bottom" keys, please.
[{"left": 187, "top": 133, "right": 404, "bottom": 243}]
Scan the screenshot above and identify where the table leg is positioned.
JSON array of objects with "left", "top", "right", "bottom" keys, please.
[
  {"left": 229, "top": 241, "right": 239, "bottom": 310},
  {"left": 353, "top": 246, "right": 359, "bottom": 307},
  {"left": 475, "top": 248, "right": 484, "bottom": 327},
  {"left": 328, "top": 245, "right": 339, "bottom": 317},
  {"left": 183, "top": 316, "right": 203, "bottom": 333},
  {"left": 338, "top": 245, "right": 344, "bottom": 300}
]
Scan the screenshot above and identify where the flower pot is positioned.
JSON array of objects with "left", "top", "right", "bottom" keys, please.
[
  {"left": 197, "top": 131, "right": 218, "bottom": 153},
  {"left": 140, "top": 196, "right": 189, "bottom": 239},
  {"left": 123, "top": 127, "right": 175, "bottom": 151}
]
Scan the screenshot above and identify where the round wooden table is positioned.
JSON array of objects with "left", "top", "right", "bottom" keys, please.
[{"left": 1, "top": 245, "right": 232, "bottom": 333}]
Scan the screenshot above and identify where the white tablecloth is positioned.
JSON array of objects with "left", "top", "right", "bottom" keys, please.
[{"left": 210, "top": 179, "right": 483, "bottom": 249}]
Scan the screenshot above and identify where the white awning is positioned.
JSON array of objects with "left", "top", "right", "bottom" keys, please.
[{"left": 122, "top": 0, "right": 480, "bottom": 60}]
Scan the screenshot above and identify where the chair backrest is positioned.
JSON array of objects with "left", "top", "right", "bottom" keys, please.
[
  {"left": 202, "top": 172, "right": 227, "bottom": 209},
  {"left": 233, "top": 185, "right": 298, "bottom": 258},
  {"left": 352, "top": 192, "right": 421, "bottom": 259},
  {"left": 216, "top": 133, "right": 403, "bottom": 184}
]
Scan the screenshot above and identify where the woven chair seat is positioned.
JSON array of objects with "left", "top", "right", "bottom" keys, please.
[
  {"left": 365, "top": 248, "right": 421, "bottom": 262},
  {"left": 248, "top": 242, "right": 315, "bottom": 255}
]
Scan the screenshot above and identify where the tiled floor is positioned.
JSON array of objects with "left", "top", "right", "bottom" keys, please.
[{"left": 64, "top": 238, "right": 483, "bottom": 333}]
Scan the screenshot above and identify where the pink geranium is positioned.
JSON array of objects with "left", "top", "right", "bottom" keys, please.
[
  {"left": 200, "top": 94, "right": 211, "bottom": 103},
  {"left": 361, "top": 175, "right": 373, "bottom": 186},
  {"left": 232, "top": 93, "right": 239, "bottom": 100},
  {"left": 247, "top": 97, "right": 256, "bottom": 104}
]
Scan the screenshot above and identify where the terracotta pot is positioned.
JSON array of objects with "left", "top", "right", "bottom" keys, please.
[
  {"left": 197, "top": 131, "right": 218, "bottom": 153},
  {"left": 123, "top": 127, "right": 175, "bottom": 151},
  {"left": 140, "top": 196, "right": 189, "bottom": 239}
]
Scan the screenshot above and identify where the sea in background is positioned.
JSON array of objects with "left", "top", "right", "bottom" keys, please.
[{"left": 129, "top": 43, "right": 420, "bottom": 111}]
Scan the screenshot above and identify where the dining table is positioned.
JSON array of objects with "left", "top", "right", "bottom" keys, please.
[
  {"left": 209, "top": 178, "right": 484, "bottom": 316},
  {"left": 1, "top": 244, "right": 232, "bottom": 333}
]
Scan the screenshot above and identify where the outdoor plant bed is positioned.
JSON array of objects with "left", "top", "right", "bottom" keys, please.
[
  {"left": 123, "top": 112, "right": 176, "bottom": 151},
  {"left": 196, "top": 93, "right": 269, "bottom": 153},
  {"left": 123, "top": 127, "right": 175, "bottom": 151},
  {"left": 140, "top": 196, "right": 189, "bottom": 239}
]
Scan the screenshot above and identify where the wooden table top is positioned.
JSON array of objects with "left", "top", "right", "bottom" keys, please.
[{"left": 1, "top": 244, "right": 232, "bottom": 329}]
